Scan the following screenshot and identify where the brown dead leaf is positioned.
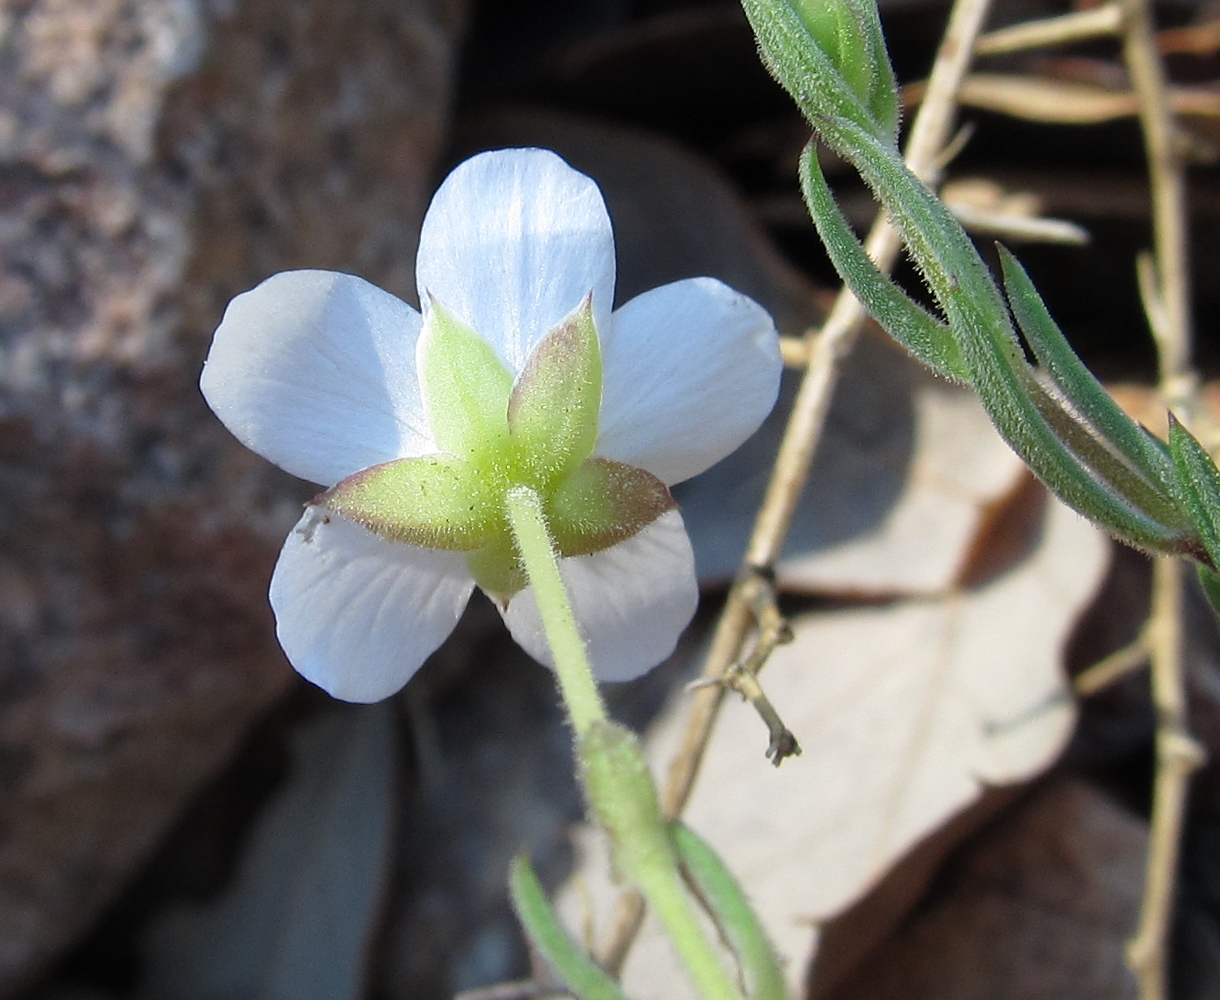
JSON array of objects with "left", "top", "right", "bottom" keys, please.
[
  {"left": 815, "top": 778, "right": 1144, "bottom": 1000},
  {"left": 561, "top": 486, "right": 1108, "bottom": 998},
  {"left": 774, "top": 364, "right": 1029, "bottom": 596}
]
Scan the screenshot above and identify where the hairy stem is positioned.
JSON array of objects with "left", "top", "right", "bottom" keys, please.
[{"left": 504, "top": 485, "right": 607, "bottom": 737}]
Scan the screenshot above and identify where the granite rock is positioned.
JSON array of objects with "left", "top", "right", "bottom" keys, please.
[{"left": 0, "top": 0, "right": 464, "bottom": 991}]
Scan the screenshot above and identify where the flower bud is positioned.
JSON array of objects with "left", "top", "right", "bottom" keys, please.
[{"left": 743, "top": 0, "right": 900, "bottom": 143}]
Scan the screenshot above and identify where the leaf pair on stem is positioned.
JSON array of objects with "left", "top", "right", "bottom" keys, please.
[
  {"left": 510, "top": 805, "right": 786, "bottom": 1000},
  {"left": 742, "top": 0, "right": 1220, "bottom": 609}
]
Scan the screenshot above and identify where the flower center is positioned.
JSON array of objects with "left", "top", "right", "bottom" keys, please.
[{"left": 317, "top": 293, "right": 675, "bottom": 600}]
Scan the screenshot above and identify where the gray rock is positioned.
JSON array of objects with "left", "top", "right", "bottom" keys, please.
[{"left": 0, "top": 0, "right": 465, "bottom": 991}]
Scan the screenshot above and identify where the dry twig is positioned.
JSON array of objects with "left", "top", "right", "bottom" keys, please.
[
  {"left": 1129, "top": 558, "right": 1205, "bottom": 1000},
  {"left": 1074, "top": 633, "right": 1151, "bottom": 697},
  {"left": 594, "top": 0, "right": 995, "bottom": 972},
  {"left": 975, "top": 2, "right": 1122, "bottom": 55},
  {"left": 1120, "top": 0, "right": 1207, "bottom": 994}
]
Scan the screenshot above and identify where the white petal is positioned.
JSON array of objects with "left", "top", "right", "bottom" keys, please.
[
  {"left": 201, "top": 270, "right": 434, "bottom": 487},
  {"left": 597, "top": 277, "right": 781, "bottom": 485},
  {"left": 415, "top": 149, "right": 616, "bottom": 375},
  {"left": 270, "top": 509, "right": 474, "bottom": 702},
  {"left": 501, "top": 510, "right": 698, "bottom": 682}
]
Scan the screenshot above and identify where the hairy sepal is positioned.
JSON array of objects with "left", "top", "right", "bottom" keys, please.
[
  {"left": 549, "top": 459, "right": 676, "bottom": 557},
  {"left": 508, "top": 294, "right": 603, "bottom": 487},
  {"left": 418, "top": 296, "right": 513, "bottom": 460},
  {"left": 319, "top": 454, "right": 499, "bottom": 551}
]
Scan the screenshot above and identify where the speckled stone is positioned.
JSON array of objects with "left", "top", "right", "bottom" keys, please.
[{"left": 0, "top": 0, "right": 465, "bottom": 991}]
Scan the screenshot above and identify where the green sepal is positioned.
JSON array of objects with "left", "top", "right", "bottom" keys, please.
[
  {"left": 508, "top": 854, "right": 630, "bottom": 1000},
  {"left": 799, "top": 142, "right": 968, "bottom": 381},
  {"left": 335, "top": 291, "right": 676, "bottom": 590},
  {"left": 318, "top": 454, "right": 500, "bottom": 551},
  {"left": 549, "top": 459, "right": 676, "bottom": 557},
  {"left": 465, "top": 459, "right": 673, "bottom": 599},
  {"left": 466, "top": 533, "right": 527, "bottom": 603},
  {"left": 509, "top": 294, "right": 603, "bottom": 487},
  {"left": 418, "top": 296, "right": 513, "bottom": 461},
  {"left": 1168, "top": 413, "right": 1220, "bottom": 569},
  {"left": 669, "top": 822, "right": 788, "bottom": 1000}
]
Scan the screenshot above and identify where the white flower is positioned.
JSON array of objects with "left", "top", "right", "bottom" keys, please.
[{"left": 201, "top": 148, "right": 781, "bottom": 702}]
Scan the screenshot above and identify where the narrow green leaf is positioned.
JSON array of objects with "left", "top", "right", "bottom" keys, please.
[
  {"left": 748, "top": 0, "right": 1195, "bottom": 557},
  {"left": 508, "top": 855, "right": 630, "bottom": 1000},
  {"left": 670, "top": 822, "right": 788, "bottom": 1000},
  {"left": 831, "top": 117, "right": 1014, "bottom": 333},
  {"left": 829, "top": 119, "right": 1192, "bottom": 552},
  {"left": 798, "top": 143, "right": 968, "bottom": 381},
  {"left": 1169, "top": 414, "right": 1220, "bottom": 569},
  {"left": 951, "top": 292, "right": 1190, "bottom": 553},
  {"left": 999, "top": 246, "right": 1177, "bottom": 494},
  {"left": 1024, "top": 379, "right": 1186, "bottom": 532}
]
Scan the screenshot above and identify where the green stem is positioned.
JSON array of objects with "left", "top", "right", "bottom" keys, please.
[
  {"left": 638, "top": 862, "right": 746, "bottom": 1000},
  {"left": 581, "top": 724, "right": 747, "bottom": 1000},
  {"left": 506, "top": 484, "right": 746, "bottom": 1000},
  {"left": 504, "top": 485, "right": 607, "bottom": 736}
]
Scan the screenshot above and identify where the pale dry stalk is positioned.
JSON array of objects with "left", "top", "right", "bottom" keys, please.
[
  {"left": 1074, "top": 633, "right": 1150, "bottom": 697},
  {"left": 1130, "top": 557, "right": 1205, "bottom": 1000},
  {"left": 974, "top": 2, "right": 1122, "bottom": 55},
  {"left": 596, "top": 0, "right": 996, "bottom": 973},
  {"left": 1121, "top": 0, "right": 1207, "bottom": 994},
  {"left": 964, "top": 1, "right": 1207, "bottom": 990}
]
